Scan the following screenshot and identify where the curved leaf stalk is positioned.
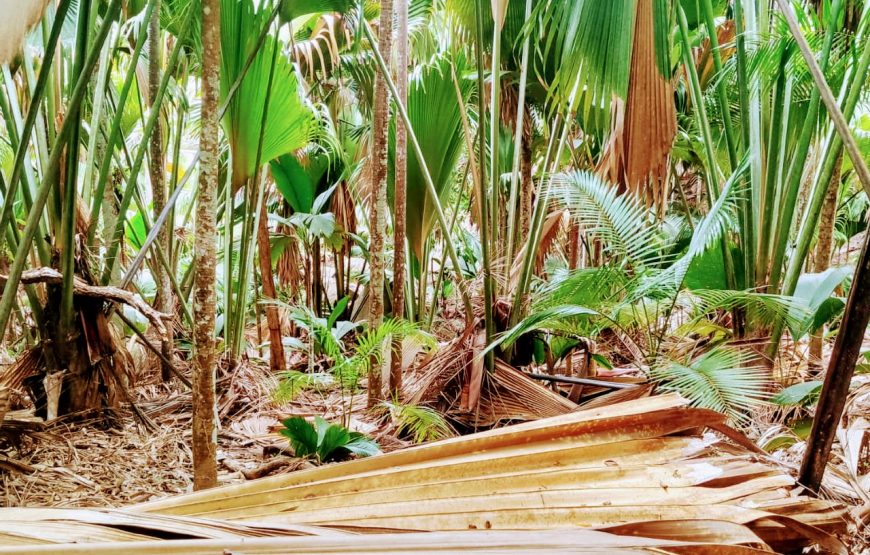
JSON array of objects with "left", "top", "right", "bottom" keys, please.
[
  {"left": 101, "top": 5, "right": 194, "bottom": 284},
  {"left": 766, "top": 0, "right": 842, "bottom": 292},
  {"left": 0, "top": 0, "right": 123, "bottom": 340},
  {"left": 0, "top": 72, "right": 51, "bottom": 266},
  {"left": 700, "top": 0, "right": 738, "bottom": 172},
  {"left": 0, "top": 0, "right": 74, "bottom": 254},
  {"left": 510, "top": 68, "right": 586, "bottom": 334},
  {"left": 59, "top": 0, "right": 93, "bottom": 337},
  {"left": 361, "top": 19, "right": 474, "bottom": 321},
  {"left": 475, "top": 0, "right": 495, "bottom": 369},
  {"left": 230, "top": 27, "right": 281, "bottom": 362},
  {"left": 732, "top": 0, "right": 755, "bottom": 290},
  {"left": 88, "top": 0, "right": 159, "bottom": 246},
  {"left": 504, "top": 0, "right": 533, "bottom": 277},
  {"left": 677, "top": 5, "right": 737, "bottom": 298},
  {"left": 767, "top": 0, "right": 870, "bottom": 358}
]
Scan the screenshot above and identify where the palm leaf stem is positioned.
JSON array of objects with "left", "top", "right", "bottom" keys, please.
[
  {"left": 361, "top": 19, "right": 474, "bottom": 321},
  {"left": 0, "top": 0, "right": 123, "bottom": 339},
  {"left": 677, "top": 5, "right": 737, "bottom": 298},
  {"left": 475, "top": 0, "right": 495, "bottom": 368},
  {"left": 0, "top": 0, "right": 74, "bottom": 253},
  {"left": 101, "top": 4, "right": 194, "bottom": 284},
  {"left": 766, "top": 0, "right": 841, "bottom": 292},
  {"left": 59, "top": 0, "right": 94, "bottom": 334},
  {"left": 504, "top": 0, "right": 533, "bottom": 277},
  {"left": 88, "top": 0, "right": 159, "bottom": 246}
]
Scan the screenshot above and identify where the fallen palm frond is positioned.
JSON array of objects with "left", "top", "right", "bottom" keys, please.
[
  {"left": 133, "top": 394, "right": 846, "bottom": 553},
  {"left": 0, "top": 528, "right": 782, "bottom": 554},
  {"left": 402, "top": 329, "right": 577, "bottom": 426}
]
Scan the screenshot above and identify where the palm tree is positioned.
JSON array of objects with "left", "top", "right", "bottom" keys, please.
[
  {"left": 192, "top": 0, "right": 220, "bottom": 490},
  {"left": 367, "top": 0, "right": 394, "bottom": 407},
  {"left": 390, "top": 0, "right": 409, "bottom": 396}
]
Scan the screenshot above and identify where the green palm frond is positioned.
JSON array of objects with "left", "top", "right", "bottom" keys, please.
[
  {"left": 639, "top": 156, "right": 748, "bottom": 296},
  {"left": 531, "top": 0, "right": 671, "bottom": 126},
  {"left": 487, "top": 305, "right": 601, "bottom": 353},
  {"left": 682, "top": 288, "right": 810, "bottom": 331},
  {"left": 650, "top": 346, "right": 769, "bottom": 424},
  {"left": 396, "top": 52, "right": 474, "bottom": 259},
  {"left": 533, "top": 266, "right": 629, "bottom": 310},
  {"left": 552, "top": 170, "right": 663, "bottom": 269},
  {"left": 380, "top": 400, "right": 453, "bottom": 443},
  {"left": 274, "top": 370, "right": 335, "bottom": 403},
  {"left": 336, "top": 319, "right": 435, "bottom": 389}
]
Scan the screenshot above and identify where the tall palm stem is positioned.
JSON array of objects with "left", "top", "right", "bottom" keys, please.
[
  {"left": 0, "top": 0, "right": 122, "bottom": 340},
  {"left": 361, "top": 20, "right": 474, "bottom": 320}
]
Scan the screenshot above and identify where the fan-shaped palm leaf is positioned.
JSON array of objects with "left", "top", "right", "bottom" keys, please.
[
  {"left": 221, "top": 0, "right": 315, "bottom": 188},
  {"left": 396, "top": 53, "right": 474, "bottom": 259}
]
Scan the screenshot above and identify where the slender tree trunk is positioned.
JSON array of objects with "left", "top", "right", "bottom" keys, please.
[
  {"left": 809, "top": 153, "right": 843, "bottom": 367},
  {"left": 257, "top": 198, "right": 285, "bottom": 371},
  {"left": 389, "top": 0, "right": 408, "bottom": 397},
  {"left": 519, "top": 139, "right": 533, "bottom": 244},
  {"left": 367, "top": 0, "right": 393, "bottom": 407},
  {"left": 192, "top": 0, "right": 220, "bottom": 491},
  {"left": 149, "top": 0, "right": 174, "bottom": 382}
]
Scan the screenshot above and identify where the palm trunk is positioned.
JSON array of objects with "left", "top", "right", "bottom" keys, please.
[
  {"left": 148, "top": 0, "right": 174, "bottom": 382},
  {"left": 809, "top": 153, "right": 842, "bottom": 367},
  {"left": 192, "top": 0, "right": 220, "bottom": 491},
  {"left": 367, "top": 0, "right": 393, "bottom": 407},
  {"left": 257, "top": 198, "right": 285, "bottom": 371},
  {"left": 389, "top": 0, "right": 408, "bottom": 397}
]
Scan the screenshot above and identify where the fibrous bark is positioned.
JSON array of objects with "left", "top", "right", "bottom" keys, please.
[
  {"left": 367, "top": 0, "right": 393, "bottom": 407},
  {"left": 192, "top": 0, "right": 220, "bottom": 491},
  {"left": 148, "top": 0, "right": 174, "bottom": 382},
  {"left": 389, "top": 0, "right": 408, "bottom": 397},
  {"left": 257, "top": 198, "right": 286, "bottom": 372}
]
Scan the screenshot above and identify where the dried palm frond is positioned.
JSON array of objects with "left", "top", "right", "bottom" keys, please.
[
  {"left": 597, "top": 0, "right": 677, "bottom": 208},
  {"left": 135, "top": 394, "right": 846, "bottom": 554},
  {"left": 0, "top": 528, "right": 783, "bottom": 554}
]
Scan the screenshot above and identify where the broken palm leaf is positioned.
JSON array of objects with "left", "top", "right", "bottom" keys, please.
[
  {"left": 136, "top": 395, "right": 846, "bottom": 553},
  {"left": 0, "top": 529, "right": 777, "bottom": 554}
]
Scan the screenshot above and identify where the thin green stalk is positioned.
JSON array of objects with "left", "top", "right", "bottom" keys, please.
[
  {"left": 767, "top": 0, "right": 841, "bottom": 291},
  {"left": 504, "top": 0, "right": 533, "bottom": 275},
  {"left": 732, "top": 0, "right": 754, "bottom": 289},
  {"left": 766, "top": 0, "right": 870, "bottom": 358},
  {"left": 0, "top": 77, "right": 51, "bottom": 266},
  {"left": 101, "top": 7, "right": 192, "bottom": 284},
  {"left": 678, "top": 4, "right": 737, "bottom": 295},
  {"left": 88, "top": 0, "right": 158, "bottom": 245},
  {"left": 59, "top": 0, "right": 93, "bottom": 337},
  {"left": 0, "top": 0, "right": 123, "bottom": 339},
  {"left": 81, "top": 25, "right": 116, "bottom": 207},
  {"left": 361, "top": 19, "right": 474, "bottom": 320},
  {"left": 700, "top": 0, "right": 738, "bottom": 171},
  {"left": 474, "top": 0, "right": 495, "bottom": 368},
  {"left": 0, "top": 0, "right": 74, "bottom": 254}
]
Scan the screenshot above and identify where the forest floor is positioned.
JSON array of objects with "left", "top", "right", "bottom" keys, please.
[
  {"left": 0, "top": 358, "right": 409, "bottom": 508},
  {"left": 0, "top": 339, "right": 867, "bottom": 553}
]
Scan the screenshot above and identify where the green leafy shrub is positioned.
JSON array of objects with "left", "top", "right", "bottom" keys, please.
[{"left": 280, "top": 416, "right": 380, "bottom": 464}]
